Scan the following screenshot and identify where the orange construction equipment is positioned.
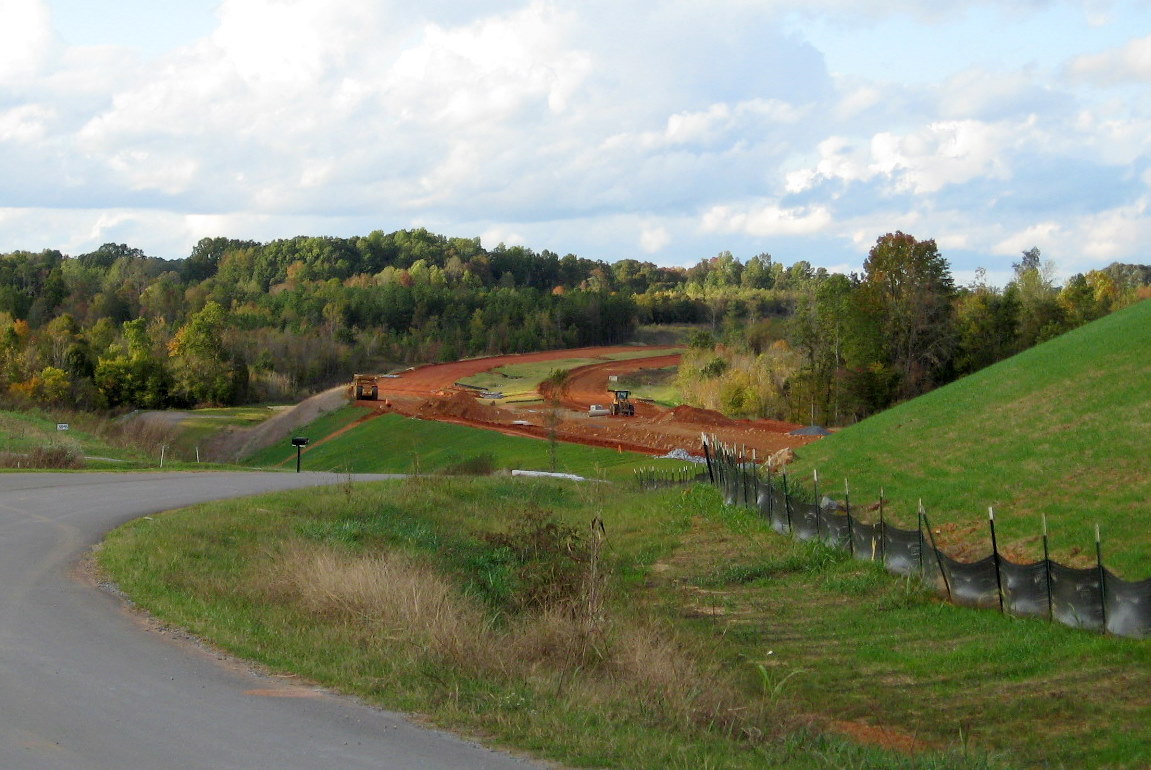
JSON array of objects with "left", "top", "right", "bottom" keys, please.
[{"left": 353, "top": 374, "right": 378, "bottom": 400}]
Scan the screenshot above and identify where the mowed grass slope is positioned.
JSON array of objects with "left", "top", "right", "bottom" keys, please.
[
  {"left": 100, "top": 475, "right": 1151, "bottom": 767},
  {"left": 244, "top": 408, "right": 687, "bottom": 481},
  {"left": 794, "top": 298, "right": 1151, "bottom": 575},
  {"left": 100, "top": 477, "right": 999, "bottom": 768}
]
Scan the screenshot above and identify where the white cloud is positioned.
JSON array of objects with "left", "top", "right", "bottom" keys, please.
[
  {"left": 0, "top": 104, "right": 53, "bottom": 141},
  {"left": 876, "top": 120, "right": 1017, "bottom": 193},
  {"left": 0, "top": 0, "right": 55, "bottom": 82},
  {"left": 991, "top": 222, "right": 1065, "bottom": 259},
  {"left": 701, "top": 202, "right": 833, "bottom": 238},
  {"left": 388, "top": 3, "right": 591, "bottom": 125},
  {"left": 0, "top": 0, "right": 1148, "bottom": 281},
  {"left": 1067, "top": 33, "right": 1151, "bottom": 85},
  {"left": 639, "top": 224, "right": 670, "bottom": 254},
  {"left": 480, "top": 226, "right": 526, "bottom": 249}
]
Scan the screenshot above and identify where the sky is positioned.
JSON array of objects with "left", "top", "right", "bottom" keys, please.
[{"left": 2, "top": 0, "right": 1150, "bottom": 286}]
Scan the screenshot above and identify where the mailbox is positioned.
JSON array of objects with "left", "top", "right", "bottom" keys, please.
[{"left": 291, "top": 436, "right": 309, "bottom": 472}]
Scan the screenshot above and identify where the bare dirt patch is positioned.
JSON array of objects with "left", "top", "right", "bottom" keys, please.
[
  {"left": 362, "top": 347, "right": 822, "bottom": 460},
  {"left": 827, "top": 719, "right": 934, "bottom": 755}
]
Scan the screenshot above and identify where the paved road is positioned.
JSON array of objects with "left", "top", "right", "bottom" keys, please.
[{"left": 0, "top": 472, "right": 541, "bottom": 769}]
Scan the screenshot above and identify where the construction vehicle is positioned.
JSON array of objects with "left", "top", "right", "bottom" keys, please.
[
  {"left": 609, "top": 389, "right": 635, "bottom": 416},
  {"left": 353, "top": 374, "right": 378, "bottom": 400}
]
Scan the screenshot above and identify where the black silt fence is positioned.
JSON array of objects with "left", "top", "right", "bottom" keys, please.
[
  {"left": 634, "top": 465, "right": 709, "bottom": 490},
  {"left": 700, "top": 435, "right": 1151, "bottom": 640}
]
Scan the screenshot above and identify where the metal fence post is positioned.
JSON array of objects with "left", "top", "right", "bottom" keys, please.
[
  {"left": 1043, "top": 514, "right": 1054, "bottom": 622},
  {"left": 922, "top": 510, "right": 952, "bottom": 603},
  {"left": 814, "top": 468, "right": 821, "bottom": 540},
  {"left": 1096, "top": 524, "right": 1107, "bottom": 634},
  {"left": 879, "top": 487, "right": 886, "bottom": 566},
  {"left": 917, "top": 501, "right": 925, "bottom": 577},
  {"left": 989, "top": 507, "right": 1004, "bottom": 613},
  {"left": 845, "top": 478, "right": 854, "bottom": 557},
  {"left": 702, "top": 433, "right": 714, "bottom": 484},
  {"left": 783, "top": 471, "right": 792, "bottom": 533}
]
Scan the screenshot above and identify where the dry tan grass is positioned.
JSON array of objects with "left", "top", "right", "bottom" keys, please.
[
  {"left": 0, "top": 445, "right": 85, "bottom": 469},
  {"left": 263, "top": 544, "right": 487, "bottom": 663},
  {"left": 260, "top": 540, "right": 778, "bottom": 740},
  {"left": 102, "top": 414, "right": 185, "bottom": 451}
]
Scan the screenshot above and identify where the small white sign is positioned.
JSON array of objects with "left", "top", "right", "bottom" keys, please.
[{"left": 57, "top": 423, "right": 69, "bottom": 431}]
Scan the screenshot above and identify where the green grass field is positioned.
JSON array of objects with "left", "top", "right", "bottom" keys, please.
[
  {"left": 244, "top": 407, "right": 690, "bottom": 481},
  {"left": 457, "top": 357, "right": 605, "bottom": 399},
  {"left": 456, "top": 348, "right": 681, "bottom": 402},
  {"left": 793, "top": 298, "right": 1151, "bottom": 577},
  {"left": 615, "top": 364, "right": 680, "bottom": 406},
  {"left": 166, "top": 405, "right": 291, "bottom": 455},
  {"left": 98, "top": 475, "right": 1151, "bottom": 767}
]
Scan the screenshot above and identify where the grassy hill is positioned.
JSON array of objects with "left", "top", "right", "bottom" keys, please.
[
  {"left": 793, "top": 298, "right": 1151, "bottom": 576},
  {"left": 244, "top": 407, "right": 690, "bottom": 481},
  {"left": 0, "top": 409, "right": 153, "bottom": 468}
]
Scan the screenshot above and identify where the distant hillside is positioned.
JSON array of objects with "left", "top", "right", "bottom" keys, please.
[{"left": 793, "top": 298, "right": 1151, "bottom": 576}]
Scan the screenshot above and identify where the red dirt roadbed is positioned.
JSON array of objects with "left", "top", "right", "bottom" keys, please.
[{"left": 360, "top": 347, "right": 821, "bottom": 458}]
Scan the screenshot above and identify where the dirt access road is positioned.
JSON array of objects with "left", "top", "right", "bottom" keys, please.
[{"left": 361, "top": 346, "right": 821, "bottom": 459}]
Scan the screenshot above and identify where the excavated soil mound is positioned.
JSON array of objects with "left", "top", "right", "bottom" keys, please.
[
  {"left": 660, "top": 404, "right": 739, "bottom": 427},
  {"left": 417, "top": 390, "right": 510, "bottom": 424}
]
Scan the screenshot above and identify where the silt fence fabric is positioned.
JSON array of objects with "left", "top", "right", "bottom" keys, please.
[{"left": 705, "top": 450, "right": 1151, "bottom": 639}]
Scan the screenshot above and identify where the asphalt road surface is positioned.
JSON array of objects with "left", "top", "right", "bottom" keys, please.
[{"left": 0, "top": 472, "right": 542, "bottom": 769}]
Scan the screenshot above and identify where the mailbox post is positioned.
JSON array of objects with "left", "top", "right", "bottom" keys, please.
[{"left": 291, "top": 436, "right": 309, "bottom": 473}]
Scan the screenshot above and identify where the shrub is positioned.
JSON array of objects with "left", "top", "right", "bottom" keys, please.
[
  {"left": 482, "top": 508, "right": 589, "bottom": 614},
  {"left": 439, "top": 452, "right": 497, "bottom": 476},
  {"left": 0, "top": 445, "right": 85, "bottom": 469}
]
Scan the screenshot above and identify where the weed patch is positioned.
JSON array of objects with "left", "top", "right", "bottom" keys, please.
[{"left": 0, "top": 444, "right": 85, "bottom": 469}]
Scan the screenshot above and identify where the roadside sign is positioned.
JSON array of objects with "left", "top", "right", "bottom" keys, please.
[{"left": 57, "top": 423, "right": 69, "bottom": 431}]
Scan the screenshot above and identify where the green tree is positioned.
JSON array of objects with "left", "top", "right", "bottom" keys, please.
[
  {"left": 741, "top": 253, "right": 775, "bottom": 289},
  {"left": 1010, "top": 247, "right": 1063, "bottom": 347},
  {"left": 167, "top": 301, "right": 238, "bottom": 405},
  {"left": 861, "top": 232, "right": 956, "bottom": 399},
  {"left": 953, "top": 273, "right": 1019, "bottom": 375}
]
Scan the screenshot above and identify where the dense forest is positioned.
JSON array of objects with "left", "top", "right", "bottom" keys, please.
[{"left": 0, "top": 228, "right": 1147, "bottom": 424}]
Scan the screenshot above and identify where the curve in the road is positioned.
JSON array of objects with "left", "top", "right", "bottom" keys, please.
[{"left": 0, "top": 472, "right": 540, "bottom": 770}]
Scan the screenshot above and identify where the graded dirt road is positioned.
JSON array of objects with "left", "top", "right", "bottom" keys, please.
[
  {"left": 363, "top": 347, "right": 821, "bottom": 459},
  {"left": 0, "top": 472, "right": 540, "bottom": 770}
]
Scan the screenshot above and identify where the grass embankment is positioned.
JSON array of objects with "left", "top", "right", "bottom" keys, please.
[
  {"left": 615, "top": 365, "right": 680, "bottom": 406},
  {"left": 457, "top": 348, "right": 680, "bottom": 403},
  {"left": 165, "top": 405, "right": 290, "bottom": 458},
  {"left": 0, "top": 404, "right": 302, "bottom": 471},
  {"left": 794, "top": 298, "right": 1151, "bottom": 576},
  {"left": 243, "top": 407, "right": 678, "bottom": 482},
  {"left": 99, "top": 475, "right": 1151, "bottom": 767},
  {"left": 0, "top": 408, "right": 185, "bottom": 469}
]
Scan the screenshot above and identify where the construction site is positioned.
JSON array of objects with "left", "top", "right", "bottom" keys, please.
[{"left": 347, "top": 346, "right": 822, "bottom": 461}]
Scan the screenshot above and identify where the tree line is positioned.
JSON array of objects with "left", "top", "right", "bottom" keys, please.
[
  {"left": 0, "top": 229, "right": 1146, "bottom": 419},
  {"left": 677, "top": 235, "right": 1151, "bottom": 425}
]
